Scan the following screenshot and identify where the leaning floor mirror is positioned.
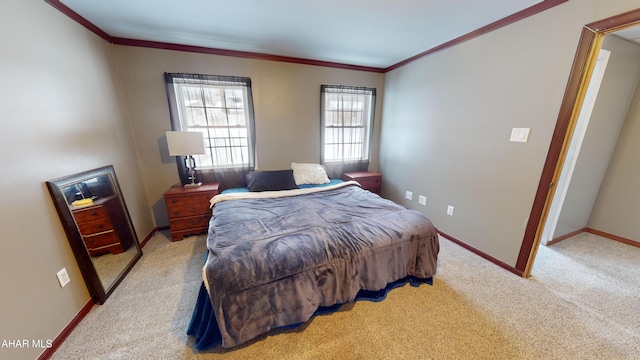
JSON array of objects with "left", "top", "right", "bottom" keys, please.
[{"left": 47, "top": 165, "right": 142, "bottom": 304}]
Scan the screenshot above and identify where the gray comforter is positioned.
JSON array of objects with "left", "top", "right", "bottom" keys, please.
[{"left": 204, "top": 183, "right": 439, "bottom": 348}]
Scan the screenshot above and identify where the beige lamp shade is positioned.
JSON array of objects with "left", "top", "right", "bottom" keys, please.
[{"left": 166, "top": 131, "right": 205, "bottom": 156}]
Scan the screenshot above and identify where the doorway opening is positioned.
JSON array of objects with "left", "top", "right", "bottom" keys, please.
[
  {"left": 540, "top": 48, "right": 610, "bottom": 246},
  {"left": 517, "top": 8, "right": 640, "bottom": 277}
]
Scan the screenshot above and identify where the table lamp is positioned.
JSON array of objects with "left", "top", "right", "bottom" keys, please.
[{"left": 166, "top": 131, "right": 206, "bottom": 188}]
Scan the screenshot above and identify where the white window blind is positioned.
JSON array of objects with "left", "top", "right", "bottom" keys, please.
[
  {"left": 321, "top": 85, "right": 376, "bottom": 163},
  {"left": 165, "top": 73, "right": 255, "bottom": 169}
]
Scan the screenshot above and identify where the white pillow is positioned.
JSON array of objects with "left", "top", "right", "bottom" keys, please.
[{"left": 291, "top": 163, "right": 330, "bottom": 185}]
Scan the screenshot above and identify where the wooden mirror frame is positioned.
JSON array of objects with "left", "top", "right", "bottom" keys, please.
[
  {"left": 518, "top": 8, "right": 640, "bottom": 277},
  {"left": 47, "top": 165, "right": 142, "bottom": 304}
]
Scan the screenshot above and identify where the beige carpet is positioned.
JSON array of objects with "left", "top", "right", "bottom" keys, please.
[{"left": 49, "top": 230, "right": 640, "bottom": 359}]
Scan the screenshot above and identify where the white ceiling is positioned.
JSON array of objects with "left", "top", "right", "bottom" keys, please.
[{"left": 59, "top": 0, "right": 544, "bottom": 69}]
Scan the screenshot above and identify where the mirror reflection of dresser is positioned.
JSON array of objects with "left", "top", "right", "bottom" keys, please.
[
  {"left": 47, "top": 165, "right": 142, "bottom": 304},
  {"left": 71, "top": 195, "right": 133, "bottom": 256}
]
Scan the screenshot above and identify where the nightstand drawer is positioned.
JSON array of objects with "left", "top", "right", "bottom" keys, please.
[
  {"left": 77, "top": 218, "right": 113, "bottom": 235},
  {"left": 356, "top": 176, "right": 380, "bottom": 189},
  {"left": 169, "top": 215, "right": 211, "bottom": 231},
  {"left": 166, "top": 203, "right": 209, "bottom": 219},
  {"left": 165, "top": 193, "right": 214, "bottom": 207},
  {"left": 84, "top": 231, "right": 119, "bottom": 249},
  {"left": 73, "top": 206, "right": 107, "bottom": 223}
]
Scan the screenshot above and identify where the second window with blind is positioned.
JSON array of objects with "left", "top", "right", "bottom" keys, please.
[{"left": 320, "top": 85, "right": 376, "bottom": 178}]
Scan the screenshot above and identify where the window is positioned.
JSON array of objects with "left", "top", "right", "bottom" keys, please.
[
  {"left": 165, "top": 73, "right": 255, "bottom": 169},
  {"left": 320, "top": 85, "right": 376, "bottom": 177}
]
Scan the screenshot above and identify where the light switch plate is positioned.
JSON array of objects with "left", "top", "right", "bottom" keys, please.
[
  {"left": 405, "top": 191, "right": 413, "bottom": 200},
  {"left": 510, "top": 128, "right": 530, "bottom": 143},
  {"left": 418, "top": 195, "right": 427, "bottom": 206},
  {"left": 57, "top": 268, "right": 70, "bottom": 288}
]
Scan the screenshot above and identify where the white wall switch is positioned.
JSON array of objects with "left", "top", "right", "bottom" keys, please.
[
  {"left": 418, "top": 195, "right": 427, "bottom": 206},
  {"left": 405, "top": 191, "right": 413, "bottom": 200},
  {"left": 510, "top": 128, "right": 530, "bottom": 142},
  {"left": 56, "top": 268, "right": 70, "bottom": 288},
  {"left": 447, "top": 205, "right": 455, "bottom": 216}
]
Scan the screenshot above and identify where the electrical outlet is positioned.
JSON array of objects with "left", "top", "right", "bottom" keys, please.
[
  {"left": 56, "top": 268, "right": 70, "bottom": 288},
  {"left": 405, "top": 191, "right": 413, "bottom": 200},
  {"left": 447, "top": 205, "right": 454, "bottom": 216},
  {"left": 418, "top": 195, "right": 427, "bottom": 206}
]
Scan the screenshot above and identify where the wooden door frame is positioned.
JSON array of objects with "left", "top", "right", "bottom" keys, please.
[{"left": 516, "top": 8, "right": 640, "bottom": 277}]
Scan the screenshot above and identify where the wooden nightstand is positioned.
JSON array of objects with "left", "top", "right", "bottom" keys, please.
[
  {"left": 342, "top": 172, "right": 382, "bottom": 195},
  {"left": 163, "top": 183, "right": 219, "bottom": 241}
]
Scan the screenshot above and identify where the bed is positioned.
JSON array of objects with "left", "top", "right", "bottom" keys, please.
[{"left": 187, "top": 167, "right": 440, "bottom": 350}]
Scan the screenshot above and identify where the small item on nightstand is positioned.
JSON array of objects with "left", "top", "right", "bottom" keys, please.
[
  {"left": 342, "top": 171, "right": 382, "bottom": 195},
  {"left": 71, "top": 198, "right": 94, "bottom": 206}
]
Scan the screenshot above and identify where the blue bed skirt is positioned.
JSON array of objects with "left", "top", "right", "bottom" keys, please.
[{"left": 187, "top": 275, "right": 433, "bottom": 351}]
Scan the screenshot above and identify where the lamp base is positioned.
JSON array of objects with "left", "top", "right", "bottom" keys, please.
[{"left": 184, "top": 182, "right": 202, "bottom": 188}]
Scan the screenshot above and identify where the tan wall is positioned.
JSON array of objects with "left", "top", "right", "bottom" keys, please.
[
  {"left": 379, "top": 0, "right": 640, "bottom": 266},
  {"left": 0, "top": 1, "right": 152, "bottom": 359},
  {"left": 588, "top": 79, "right": 640, "bottom": 242},
  {"left": 112, "top": 46, "right": 385, "bottom": 227}
]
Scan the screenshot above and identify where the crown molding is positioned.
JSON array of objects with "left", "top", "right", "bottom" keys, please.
[{"left": 45, "top": 0, "right": 566, "bottom": 73}]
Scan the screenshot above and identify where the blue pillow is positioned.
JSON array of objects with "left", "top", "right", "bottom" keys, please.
[
  {"left": 245, "top": 170, "right": 299, "bottom": 192},
  {"left": 221, "top": 187, "right": 249, "bottom": 194}
]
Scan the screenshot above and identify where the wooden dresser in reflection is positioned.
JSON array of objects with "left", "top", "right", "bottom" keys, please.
[{"left": 71, "top": 195, "right": 134, "bottom": 256}]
